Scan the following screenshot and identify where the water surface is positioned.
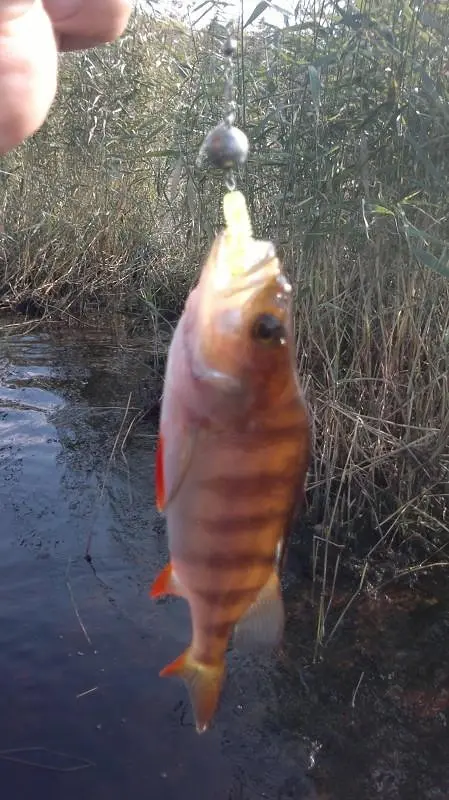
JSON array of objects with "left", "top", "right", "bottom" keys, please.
[{"left": 0, "top": 316, "right": 448, "bottom": 799}]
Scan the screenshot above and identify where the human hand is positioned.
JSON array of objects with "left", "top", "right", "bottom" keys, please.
[{"left": 0, "top": 0, "right": 132, "bottom": 155}]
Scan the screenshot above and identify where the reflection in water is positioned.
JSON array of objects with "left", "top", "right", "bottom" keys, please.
[{"left": 0, "top": 318, "right": 448, "bottom": 799}]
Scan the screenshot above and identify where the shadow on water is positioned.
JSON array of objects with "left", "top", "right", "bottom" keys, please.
[{"left": 0, "top": 315, "right": 448, "bottom": 799}]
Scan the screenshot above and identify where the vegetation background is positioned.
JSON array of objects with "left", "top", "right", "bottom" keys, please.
[{"left": 1, "top": 0, "right": 448, "bottom": 644}]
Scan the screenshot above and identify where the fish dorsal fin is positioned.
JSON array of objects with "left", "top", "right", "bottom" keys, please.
[
  {"left": 233, "top": 570, "right": 285, "bottom": 654},
  {"left": 155, "top": 427, "right": 197, "bottom": 514},
  {"left": 275, "top": 530, "right": 291, "bottom": 577}
]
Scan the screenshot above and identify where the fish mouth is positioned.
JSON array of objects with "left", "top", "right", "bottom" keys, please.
[
  {"left": 212, "top": 231, "right": 291, "bottom": 305},
  {"left": 191, "top": 228, "right": 293, "bottom": 395}
]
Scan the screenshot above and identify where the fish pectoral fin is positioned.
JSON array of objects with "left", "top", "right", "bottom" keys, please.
[
  {"left": 160, "top": 648, "right": 226, "bottom": 735},
  {"left": 150, "top": 563, "right": 185, "bottom": 599},
  {"left": 233, "top": 570, "right": 285, "bottom": 653},
  {"left": 155, "top": 433, "right": 165, "bottom": 512},
  {"left": 155, "top": 427, "right": 197, "bottom": 513}
]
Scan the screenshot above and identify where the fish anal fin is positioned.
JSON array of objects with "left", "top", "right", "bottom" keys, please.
[
  {"left": 160, "top": 648, "right": 226, "bottom": 734},
  {"left": 233, "top": 570, "right": 284, "bottom": 653},
  {"left": 150, "top": 563, "right": 184, "bottom": 599}
]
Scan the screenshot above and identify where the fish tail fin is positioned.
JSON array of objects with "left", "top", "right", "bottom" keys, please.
[{"left": 160, "top": 648, "right": 226, "bottom": 734}]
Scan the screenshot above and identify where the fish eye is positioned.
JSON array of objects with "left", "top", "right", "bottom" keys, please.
[{"left": 251, "top": 313, "right": 286, "bottom": 344}]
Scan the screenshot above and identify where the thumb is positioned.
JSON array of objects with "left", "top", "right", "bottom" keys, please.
[{"left": 0, "top": 1, "right": 58, "bottom": 154}]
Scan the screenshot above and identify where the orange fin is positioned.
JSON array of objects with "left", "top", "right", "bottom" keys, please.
[
  {"left": 160, "top": 648, "right": 226, "bottom": 734},
  {"left": 150, "top": 563, "right": 184, "bottom": 599},
  {"left": 155, "top": 434, "right": 165, "bottom": 512}
]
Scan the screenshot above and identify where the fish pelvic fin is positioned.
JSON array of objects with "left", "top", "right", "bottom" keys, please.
[
  {"left": 160, "top": 648, "right": 226, "bottom": 734},
  {"left": 150, "top": 562, "right": 184, "bottom": 599},
  {"left": 233, "top": 569, "right": 284, "bottom": 653}
]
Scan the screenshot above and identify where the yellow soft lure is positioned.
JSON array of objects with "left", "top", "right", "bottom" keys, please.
[{"left": 222, "top": 190, "right": 254, "bottom": 277}]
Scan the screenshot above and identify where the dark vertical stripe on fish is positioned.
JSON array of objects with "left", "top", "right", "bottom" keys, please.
[
  {"left": 201, "top": 470, "right": 294, "bottom": 498},
  {"left": 194, "top": 587, "right": 258, "bottom": 606},
  {"left": 248, "top": 421, "right": 307, "bottom": 446},
  {"left": 195, "top": 510, "right": 285, "bottom": 535},
  {"left": 181, "top": 551, "right": 276, "bottom": 569},
  {"left": 201, "top": 621, "right": 233, "bottom": 639}
]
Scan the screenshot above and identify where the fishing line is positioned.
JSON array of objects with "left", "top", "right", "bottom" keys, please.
[
  {"left": 196, "top": 20, "right": 249, "bottom": 195},
  {"left": 77, "top": 12, "right": 252, "bottom": 648}
]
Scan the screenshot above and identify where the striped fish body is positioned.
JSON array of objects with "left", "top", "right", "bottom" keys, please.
[
  {"left": 151, "top": 209, "right": 310, "bottom": 734},
  {"left": 164, "top": 335, "right": 309, "bottom": 661}
]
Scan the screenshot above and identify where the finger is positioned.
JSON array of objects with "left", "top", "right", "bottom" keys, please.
[
  {"left": 0, "top": 1, "right": 58, "bottom": 155},
  {"left": 43, "top": 0, "right": 132, "bottom": 52}
]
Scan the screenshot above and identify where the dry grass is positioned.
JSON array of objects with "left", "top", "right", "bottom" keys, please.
[
  {"left": 1, "top": 2, "right": 449, "bottom": 646},
  {"left": 292, "top": 234, "right": 449, "bottom": 647}
]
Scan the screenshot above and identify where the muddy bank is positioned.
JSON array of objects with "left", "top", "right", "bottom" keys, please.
[{"left": 0, "top": 316, "right": 448, "bottom": 799}]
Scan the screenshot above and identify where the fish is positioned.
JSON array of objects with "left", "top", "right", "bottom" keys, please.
[{"left": 151, "top": 189, "right": 310, "bottom": 734}]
